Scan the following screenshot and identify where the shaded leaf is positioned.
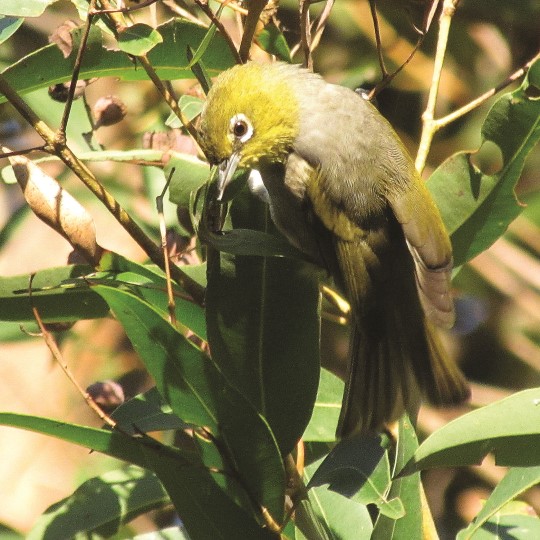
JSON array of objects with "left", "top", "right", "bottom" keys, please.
[
  {"left": 205, "top": 189, "right": 321, "bottom": 456},
  {"left": 308, "top": 434, "right": 401, "bottom": 519},
  {"left": 111, "top": 387, "right": 188, "bottom": 435},
  {"left": 402, "top": 388, "right": 540, "bottom": 474},
  {"left": 95, "top": 285, "right": 286, "bottom": 523},
  {"left": 256, "top": 23, "right": 292, "bottom": 62},
  {"left": 28, "top": 466, "right": 168, "bottom": 539},
  {"left": 428, "top": 58, "right": 540, "bottom": 266},
  {"left": 0, "top": 16, "right": 23, "bottom": 45}
]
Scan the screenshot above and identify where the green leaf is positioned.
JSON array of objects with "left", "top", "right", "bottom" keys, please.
[
  {"left": 140, "top": 443, "right": 278, "bottom": 540},
  {"left": 0, "top": 412, "right": 152, "bottom": 467},
  {"left": 202, "top": 227, "right": 309, "bottom": 259},
  {"left": 205, "top": 189, "right": 321, "bottom": 456},
  {"left": 28, "top": 466, "right": 169, "bottom": 539},
  {"left": 402, "top": 388, "right": 540, "bottom": 474},
  {"left": 256, "top": 23, "right": 292, "bottom": 62},
  {"left": 372, "top": 415, "right": 422, "bottom": 539},
  {"left": 296, "top": 456, "right": 374, "bottom": 540},
  {"left": 0, "top": 16, "right": 23, "bottom": 45},
  {"left": 0, "top": 18, "right": 236, "bottom": 104},
  {"left": 0, "top": 265, "right": 109, "bottom": 323},
  {"left": 117, "top": 23, "right": 163, "bottom": 56},
  {"left": 0, "top": 0, "right": 54, "bottom": 17},
  {"left": 95, "top": 252, "right": 207, "bottom": 340},
  {"left": 111, "top": 387, "right": 188, "bottom": 435},
  {"left": 303, "top": 369, "right": 343, "bottom": 442},
  {"left": 308, "top": 435, "right": 402, "bottom": 519},
  {"left": 166, "top": 95, "right": 204, "bottom": 127},
  {"left": 458, "top": 466, "right": 540, "bottom": 539},
  {"left": 428, "top": 58, "right": 540, "bottom": 266},
  {"left": 94, "top": 285, "right": 286, "bottom": 523},
  {"left": 166, "top": 153, "right": 210, "bottom": 207},
  {"left": 459, "top": 507, "right": 540, "bottom": 540}
]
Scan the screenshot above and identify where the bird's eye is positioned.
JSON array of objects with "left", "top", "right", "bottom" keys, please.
[
  {"left": 229, "top": 114, "right": 253, "bottom": 143},
  {"left": 233, "top": 120, "right": 248, "bottom": 138}
]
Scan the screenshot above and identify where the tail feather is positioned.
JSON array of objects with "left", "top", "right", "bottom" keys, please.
[{"left": 334, "top": 227, "right": 469, "bottom": 438}]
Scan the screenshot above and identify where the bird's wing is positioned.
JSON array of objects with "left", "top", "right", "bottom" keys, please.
[{"left": 386, "top": 177, "right": 455, "bottom": 329}]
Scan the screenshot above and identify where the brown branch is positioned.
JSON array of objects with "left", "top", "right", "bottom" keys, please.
[
  {"left": 156, "top": 169, "right": 177, "bottom": 326},
  {"left": 239, "top": 0, "right": 269, "bottom": 63},
  {"left": 299, "top": 0, "right": 313, "bottom": 70},
  {"left": 58, "top": 1, "right": 96, "bottom": 141},
  {"left": 369, "top": 0, "right": 388, "bottom": 78},
  {"left": 194, "top": 0, "right": 242, "bottom": 64}
]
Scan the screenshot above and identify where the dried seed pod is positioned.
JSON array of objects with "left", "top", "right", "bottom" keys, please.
[
  {"left": 93, "top": 95, "right": 127, "bottom": 128},
  {"left": 86, "top": 380, "right": 125, "bottom": 413},
  {"left": 5, "top": 147, "right": 103, "bottom": 266}
]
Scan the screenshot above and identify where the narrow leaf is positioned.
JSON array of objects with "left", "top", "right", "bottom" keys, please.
[
  {"left": 402, "top": 388, "right": 540, "bottom": 474},
  {"left": 458, "top": 466, "right": 540, "bottom": 539}
]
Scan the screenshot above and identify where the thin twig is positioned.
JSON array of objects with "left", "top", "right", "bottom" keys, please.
[
  {"left": 308, "top": 0, "right": 334, "bottom": 53},
  {"left": 433, "top": 51, "right": 540, "bottom": 129},
  {"left": 157, "top": 169, "right": 177, "bottom": 326},
  {"left": 369, "top": 0, "right": 388, "bottom": 78},
  {"left": 0, "top": 145, "right": 46, "bottom": 159},
  {"left": 415, "top": 0, "right": 460, "bottom": 174},
  {"left": 58, "top": 1, "right": 96, "bottom": 141},
  {"left": 28, "top": 275, "right": 117, "bottom": 429}
]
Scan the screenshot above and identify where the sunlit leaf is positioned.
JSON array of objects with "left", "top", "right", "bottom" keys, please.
[
  {"left": 0, "top": 265, "right": 109, "bottom": 323},
  {"left": 0, "top": 19, "right": 236, "bottom": 104},
  {"left": 117, "top": 23, "right": 163, "bottom": 56},
  {"left": 428, "top": 58, "right": 540, "bottom": 266},
  {"left": 308, "top": 434, "right": 401, "bottom": 519},
  {"left": 0, "top": 0, "right": 53, "bottom": 17},
  {"left": 296, "top": 456, "right": 374, "bottom": 540},
  {"left": 372, "top": 415, "right": 422, "bottom": 539},
  {"left": 401, "top": 388, "right": 540, "bottom": 474},
  {"left": 458, "top": 466, "right": 540, "bottom": 539}
]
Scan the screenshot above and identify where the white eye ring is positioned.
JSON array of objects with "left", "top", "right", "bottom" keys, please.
[{"left": 229, "top": 113, "right": 253, "bottom": 143}]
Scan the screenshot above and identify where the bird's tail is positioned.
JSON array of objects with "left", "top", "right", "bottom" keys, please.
[{"left": 334, "top": 236, "right": 469, "bottom": 438}]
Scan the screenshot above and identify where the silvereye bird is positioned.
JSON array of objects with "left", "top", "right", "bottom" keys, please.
[{"left": 199, "top": 61, "right": 469, "bottom": 437}]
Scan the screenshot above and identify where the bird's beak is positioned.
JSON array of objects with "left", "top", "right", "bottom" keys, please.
[{"left": 217, "top": 151, "right": 241, "bottom": 201}]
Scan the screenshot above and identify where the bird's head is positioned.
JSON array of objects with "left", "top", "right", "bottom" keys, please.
[{"left": 199, "top": 62, "right": 301, "bottom": 199}]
